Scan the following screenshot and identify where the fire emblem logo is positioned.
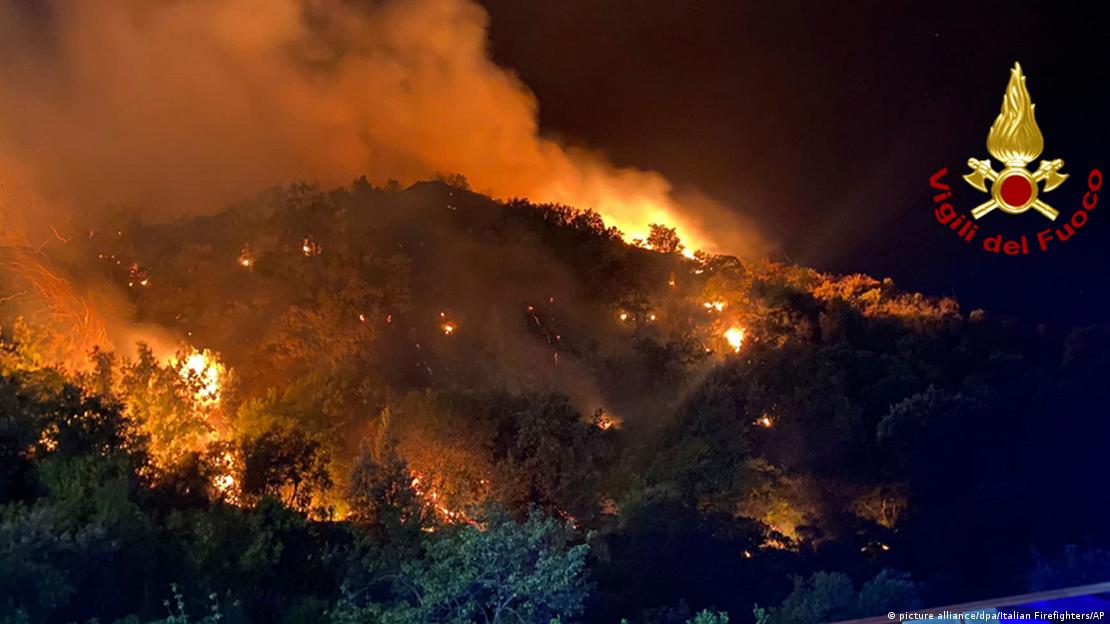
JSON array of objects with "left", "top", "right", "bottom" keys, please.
[
  {"left": 963, "top": 62, "right": 1068, "bottom": 221},
  {"left": 930, "top": 62, "right": 1099, "bottom": 256}
]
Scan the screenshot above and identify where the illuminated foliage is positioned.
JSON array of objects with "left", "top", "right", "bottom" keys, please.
[
  {"left": 4, "top": 180, "right": 1110, "bottom": 623},
  {"left": 114, "top": 345, "right": 217, "bottom": 467},
  {"left": 646, "top": 224, "right": 686, "bottom": 255},
  {"left": 387, "top": 391, "right": 614, "bottom": 523}
]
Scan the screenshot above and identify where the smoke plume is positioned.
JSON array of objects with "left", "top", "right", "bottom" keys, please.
[{"left": 0, "top": 0, "right": 763, "bottom": 255}]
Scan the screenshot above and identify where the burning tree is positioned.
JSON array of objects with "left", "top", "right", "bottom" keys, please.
[
  {"left": 111, "top": 345, "right": 225, "bottom": 467},
  {"left": 646, "top": 223, "right": 686, "bottom": 255}
]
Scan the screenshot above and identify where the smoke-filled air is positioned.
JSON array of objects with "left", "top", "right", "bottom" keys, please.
[
  {"left": 0, "top": 0, "right": 759, "bottom": 253},
  {"left": 3, "top": 3, "right": 1109, "bottom": 624}
]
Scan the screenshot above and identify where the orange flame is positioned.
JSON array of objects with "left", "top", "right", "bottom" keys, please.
[
  {"left": 177, "top": 349, "right": 224, "bottom": 407},
  {"left": 724, "top": 326, "right": 745, "bottom": 353}
]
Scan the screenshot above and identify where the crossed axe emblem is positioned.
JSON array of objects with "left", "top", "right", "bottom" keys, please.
[
  {"left": 963, "top": 157, "right": 1068, "bottom": 220},
  {"left": 963, "top": 63, "right": 1068, "bottom": 221}
]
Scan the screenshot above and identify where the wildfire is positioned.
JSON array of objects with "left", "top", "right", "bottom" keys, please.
[
  {"left": 0, "top": 248, "right": 111, "bottom": 366},
  {"left": 764, "top": 536, "right": 791, "bottom": 550},
  {"left": 125, "top": 262, "right": 151, "bottom": 288},
  {"left": 211, "top": 450, "right": 240, "bottom": 503},
  {"left": 37, "top": 424, "right": 59, "bottom": 452},
  {"left": 703, "top": 301, "right": 726, "bottom": 312},
  {"left": 178, "top": 349, "right": 224, "bottom": 407},
  {"left": 754, "top": 414, "right": 773, "bottom": 429},
  {"left": 593, "top": 408, "right": 619, "bottom": 430},
  {"left": 301, "top": 237, "right": 322, "bottom": 256},
  {"left": 214, "top": 471, "right": 235, "bottom": 494},
  {"left": 618, "top": 311, "right": 629, "bottom": 322},
  {"left": 724, "top": 326, "right": 746, "bottom": 353},
  {"left": 434, "top": 311, "right": 459, "bottom": 335},
  {"left": 410, "top": 472, "right": 470, "bottom": 524}
]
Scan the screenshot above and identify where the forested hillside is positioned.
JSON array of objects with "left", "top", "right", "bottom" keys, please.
[{"left": 3, "top": 179, "right": 1110, "bottom": 624}]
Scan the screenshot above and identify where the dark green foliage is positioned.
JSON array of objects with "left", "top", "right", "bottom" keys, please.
[
  {"left": 344, "top": 448, "right": 425, "bottom": 539},
  {"left": 753, "top": 570, "right": 920, "bottom": 624},
  {"left": 239, "top": 426, "right": 332, "bottom": 513},
  {"left": 332, "top": 508, "right": 589, "bottom": 624},
  {"left": 0, "top": 363, "right": 153, "bottom": 622},
  {"left": 688, "top": 612, "right": 730, "bottom": 624},
  {"left": 485, "top": 394, "right": 613, "bottom": 523}
]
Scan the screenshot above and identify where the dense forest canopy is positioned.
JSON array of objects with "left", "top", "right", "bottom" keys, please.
[{"left": 3, "top": 178, "right": 1110, "bottom": 623}]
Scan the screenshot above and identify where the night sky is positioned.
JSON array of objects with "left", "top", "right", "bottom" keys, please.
[{"left": 479, "top": 0, "right": 1110, "bottom": 326}]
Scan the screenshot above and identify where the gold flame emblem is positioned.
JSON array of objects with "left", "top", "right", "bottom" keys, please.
[{"left": 964, "top": 62, "right": 1068, "bottom": 221}]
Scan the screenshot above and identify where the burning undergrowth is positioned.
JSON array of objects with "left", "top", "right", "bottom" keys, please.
[
  {"left": 10, "top": 173, "right": 1085, "bottom": 624},
  {"left": 2, "top": 175, "right": 959, "bottom": 529},
  {"left": 55, "top": 179, "right": 758, "bottom": 423},
  {"left": 0, "top": 0, "right": 780, "bottom": 531}
]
